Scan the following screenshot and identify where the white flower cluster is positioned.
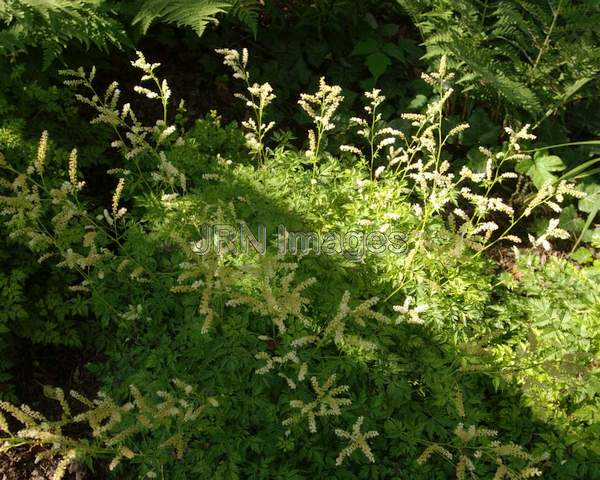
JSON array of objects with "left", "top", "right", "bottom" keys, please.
[
  {"left": 215, "top": 48, "right": 249, "bottom": 81},
  {"left": 340, "top": 88, "right": 405, "bottom": 180},
  {"left": 67, "top": 148, "right": 86, "bottom": 192},
  {"left": 151, "top": 152, "right": 186, "bottom": 193},
  {"left": 528, "top": 218, "right": 570, "bottom": 251},
  {"left": 238, "top": 83, "right": 276, "bottom": 159},
  {"left": 254, "top": 346, "right": 308, "bottom": 390},
  {"left": 383, "top": 75, "right": 584, "bottom": 253},
  {"left": 216, "top": 48, "right": 275, "bottom": 166},
  {"left": 393, "top": 297, "right": 429, "bottom": 324},
  {"left": 60, "top": 52, "right": 180, "bottom": 189},
  {"left": 323, "top": 291, "right": 389, "bottom": 344},
  {"left": 282, "top": 374, "right": 351, "bottom": 434},
  {"left": 298, "top": 77, "right": 343, "bottom": 163},
  {"left": 131, "top": 51, "right": 171, "bottom": 104},
  {"left": 111, "top": 177, "right": 127, "bottom": 220},
  {"left": 334, "top": 416, "right": 379, "bottom": 465}
]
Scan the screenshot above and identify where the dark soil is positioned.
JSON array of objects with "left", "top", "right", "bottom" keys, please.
[
  {"left": 0, "top": 445, "right": 87, "bottom": 480},
  {"left": 1, "top": 343, "right": 106, "bottom": 480}
]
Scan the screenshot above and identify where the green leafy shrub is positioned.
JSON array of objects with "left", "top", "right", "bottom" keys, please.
[
  {"left": 0, "top": 50, "right": 598, "bottom": 480},
  {"left": 133, "top": 0, "right": 265, "bottom": 38},
  {"left": 0, "top": 0, "right": 264, "bottom": 68},
  {"left": 0, "top": 60, "right": 114, "bottom": 393}
]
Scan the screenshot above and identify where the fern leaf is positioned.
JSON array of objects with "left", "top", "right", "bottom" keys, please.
[
  {"left": 230, "top": 0, "right": 260, "bottom": 37},
  {"left": 0, "top": 0, "right": 126, "bottom": 67},
  {"left": 395, "top": 0, "right": 600, "bottom": 119},
  {"left": 133, "top": 0, "right": 231, "bottom": 36}
]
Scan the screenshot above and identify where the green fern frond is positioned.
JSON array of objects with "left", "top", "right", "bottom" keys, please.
[
  {"left": 133, "top": 0, "right": 231, "bottom": 36},
  {"left": 0, "top": 0, "right": 126, "bottom": 68},
  {"left": 396, "top": 0, "right": 600, "bottom": 119},
  {"left": 230, "top": 0, "right": 260, "bottom": 37}
]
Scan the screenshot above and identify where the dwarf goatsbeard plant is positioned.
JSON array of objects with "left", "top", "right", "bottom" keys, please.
[
  {"left": 0, "top": 49, "right": 582, "bottom": 477},
  {"left": 0, "top": 52, "right": 386, "bottom": 472},
  {"left": 216, "top": 48, "right": 585, "bottom": 317},
  {"left": 0, "top": 381, "right": 219, "bottom": 480},
  {"left": 216, "top": 49, "right": 584, "bottom": 259},
  {"left": 339, "top": 56, "right": 583, "bottom": 258},
  {"left": 416, "top": 389, "right": 548, "bottom": 480},
  {"left": 216, "top": 48, "right": 276, "bottom": 169}
]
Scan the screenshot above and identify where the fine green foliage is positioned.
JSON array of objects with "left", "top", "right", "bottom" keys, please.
[
  {"left": 1, "top": 2, "right": 600, "bottom": 479},
  {"left": 417, "top": 390, "right": 548, "bottom": 479},
  {"left": 0, "top": 0, "right": 264, "bottom": 67},
  {"left": 491, "top": 253, "right": 600, "bottom": 453},
  {"left": 2, "top": 50, "right": 599, "bottom": 479},
  {"left": 133, "top": 0, "right": 263, "bottom": 36},
  {"left": 229, "top": 0, "right": 260, "bottom": 37}
]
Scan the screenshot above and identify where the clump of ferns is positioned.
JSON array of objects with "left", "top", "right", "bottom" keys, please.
[
  {"left": 416, "top": 389, "right": 548, "bottom": 480},
  {"left": 0, "top": 380, "right": 219, "bottom": 480},
  {"left": 60, "top": 51, "right": 187, "bottom": 203}
]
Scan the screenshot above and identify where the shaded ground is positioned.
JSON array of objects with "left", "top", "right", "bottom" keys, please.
[
  {"left": 1, "top": 344, "right": 105, "bottom": 480},
  {"left": 0, "top": 446, "right": 86, "bottom": 480}
]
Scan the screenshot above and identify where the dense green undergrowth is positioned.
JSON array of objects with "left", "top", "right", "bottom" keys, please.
[{"left": 0, "top": 47, "right": 598, "bottom": 480}]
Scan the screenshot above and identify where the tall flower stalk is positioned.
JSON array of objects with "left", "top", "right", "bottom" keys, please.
[
  {"left": 298, "top": 77, "right": 343, "bottom": 177},
  {"left": 216, "top": 48, "right": 275, "bottom": 168}
]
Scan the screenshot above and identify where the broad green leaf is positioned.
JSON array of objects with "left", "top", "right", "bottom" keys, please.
[
  {"left": 560, "top": 205, "right": 584, "bottom": 233},
  {"left": 364, "top": 12, "right": 378, "bottom": 29},
  {"left": 459, "top": 109, "right": 500, "bottom": 146},
  {"left": 407, "top": 94, "right": 428, "bottom": 110},
  {"left": 466, "top": 146, "right": 488, "bottom": 172},
  {"left": 352, "top": 38, "right": 379, "bottom": 56},
  {"left": 560, "top": 157, "right": 600, "bottom": 182},
  {"left": 379, "top": 23, "right": 399, "bottom": 37},
  {"left": 571, "top": 247, "right": 593, "bottom": 264},
  {"left": 381, "top": 42, "right": 407, "bottom": 63},
  {"left": 578, "top": 184, "right": 600, "bottom": 213},
  {"left": 365, "top": 52, "right": 391, "bottom": 81},
  {"left": 590, "top": 229, "right": 600, "bottom": 248},
  {"left": 518, "top": 152, "right": 565, "bottom": 189}
]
